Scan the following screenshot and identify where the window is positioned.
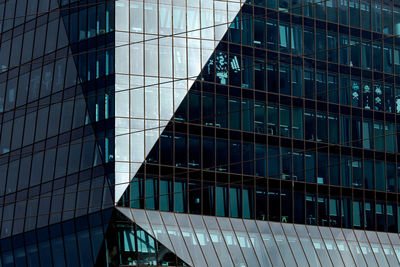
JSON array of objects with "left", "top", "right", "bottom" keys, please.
[
  {"left": 330, "top": 155, "right": 340, "bottom": 185},
  {"left": 254, "top": 18, "right": 266, "bottom": 47},
  {"left": 340, "top": 35, "right": 350, "bottom": 65},
  {"left": 268, "top": 146, "right": 279, "bottom": 178},
  {"left": 372, "top": 0, "right": 382, "bottom": 32},
  {"left": 374, "top": 82, "right": 383, "bottom": 111},
  {"left": 350, "top": 38, "right": 361, "bottom": 67},
  {"left": 267, "top": 63, "right": 278, "bottom": 92},
  {"left": 329, "top": 113, "right": 339, "bottom": 144},
  {"left": 293, "top": 151, "right": 304, "bottom": 181},
  {"left": 305, "top": 110, "right": 316, "bottom": 141},
  {"left": 352, "top": 117, "right": 362, "bottom": 147},
  {"left": 385, "top": 123, "right": 396, "bottom": 153},
  {"left": 373, "top": 42, "right": 383, "bottom": 71},
  {"left": 352, "top": 158, "right": 363, "bottom": 188},
  {"left": 383, "top": 0, "right": 393, "bottom": 34},
  {"left": 376, "top": 202, "right": 386, "bottom": 231},
  {"left": 339, "top": 0, "right": 349, "bottom": 24},
  {"left": 361, "top": 0, "right": 371, "bottom": 29},
  {"left": 304, "top": 68, "right": 315, "bottom": 99},
  {"left": 353, "top": 200, "right": 363, "bottom": 228},
  {"left": 306, "top": 194, "right": 317, "bottom": 225},
  {"left": 216, "top": 139, "right": 228, "bottom": 172},
  {"left": 329, "top": 197, "right": 341, "bottom": 227},
  {"left": 230, "top": 186, "right": 241, "bottom": 218},
  {"left": 305, "top": 152, "right": 316, "bottom": 183},
  {"left": 316, "top": 71, "right": 327, "bottom": 101},
  {"left": 341, "top": 156, "right": 352, "bottom": 187},
  {"left": 318, "top": 153, "right": 328, "bottom": 184},
  {"left": 279, "top": 23, "right": 290, "bottom": 53},
  {"left": 362, "top": 41, "right": 372, "bottom": 69},
  {"left": 280, "top": 106, "right": 291, "bottom": 137},
  {"left": 292, "top": 107, "right": 303, "bottom": 139},
  {"left": 375, "top": 161, "right": 385, "bottom": 191},
  {"left": 280, "top": 148, "right": 292, "bottom": 179},
  {"left": 280, "top": 64, "right": 291, "bottom": 95},
  {"left": 174, "top": 179, "right": 187, "bottom": 213},
  {"left": 340, "top": 75, "right": 350, "bottom": 105},
  {"left": 317, "top": 112, "right": 328, "bottom": 142},
  {"left": 349, "top": 0, "right": 360, "bottom": 28},
  {"left": 229, "top": 97, "right": 240, "bottom": 130},
  {"left": 241, "top": 14, "right": 253, "bottom": 46},
  {"left": 256, "top": 185, "right": 267, "bottom": 220},
  {"left": 364, "top": 160, "right": 374, "bottom": 189},
  {"left": 341, "top": 115, "right": 351, "bottom": 145},
  {"left": 291, "top": 24, "right": 303, "bottom": 56},
  {"left": 267, "top": 19, "right": 278, "bottom": 51},
  {"left": 267, "top": 105, "right": 279, "bottom": 135},
  {"left": 387, "top": 163, "right": 396, "bottom": 192},
  {"left": 384, "top": 39, "right": 394, "bottom": 73},
  {"left": 230, "top": 141, "right": 241, "bottom": 174},
  {"left": 292, "top": 65, "right": 303, "bottom": 97},
  {"left": 242, "top": 99, "right": 254, "bottom": 132},
  {"left": 304, "top": 27, "right": 314, "bottom": 57},
  {"left": 385, "top": 84, "right": 394, "bottom": 113},
  {"left": 216, "top": 185, "right": 228, "bottom": 216},
  {"left": 242, "top": 56, "right": 253, "bottom": 88},
  {"left": 255, "top": 59, "right": 266, "bottom": 90},
  {"left": 255, "top": 144, "right": 267, "bottom": 177},
  {"left": 203, "top": 137, "right": 215, "bottom": 169},
  {"left": 145, "top": 178, "right": 158, "bottom": 210},
  {"left": 255, "top": 102, "right": 266, "bottom": 133},
  {"left": 174, "top": 134, "right": 187, "bottom": 167},
  {"left": 243, "top": 142, "right": 254, "bottom": 175},
  {"left": 327, "top": 32, "right": 338, "bottom": 63},
  {"left": 362, "top": 119, "right": 373, "bottom": 149},
  {"left": 316, "top": 30, "right": 326, "bottom": 61},
  {"left": 216, "top": 95, "right": 227, "bottom": 128},
  {"left": 327, "top": 0, "right": 338, "bottom": 22},
  {"left": 374, "top": 121, "right": 385, "bottom": 151},
  {"left": 243, "top": 187, "right": 253, "bottom": 219},
  {"left": 189, "top": 137, "right": 200, "bottom": 169}
]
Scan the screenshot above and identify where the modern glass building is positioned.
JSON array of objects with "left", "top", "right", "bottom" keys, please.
[{"left": 2, "top": 0, "right": 400, "bottom": 265}]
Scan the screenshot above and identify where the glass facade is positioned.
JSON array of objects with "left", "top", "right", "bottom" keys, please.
[
  {"left": 2, "top": 0, "right": 400, "bottom": 265},
  {"left": 119, "top": 0, "right": 400, "bottom": 235},
  {"left": 117, "top": 207, "right": 400, "bottom": 267},
  {"left": 0, "top": 0, "right": 115, "bottom": 265}
]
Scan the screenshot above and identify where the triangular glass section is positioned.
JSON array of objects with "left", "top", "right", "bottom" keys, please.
[{"left": 95, "top": 209, "right": 189, "bottom": 266}]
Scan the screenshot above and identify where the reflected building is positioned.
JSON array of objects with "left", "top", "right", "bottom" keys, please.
[{"left": 2, "top": 0, "right": 400, "bottom": 266}]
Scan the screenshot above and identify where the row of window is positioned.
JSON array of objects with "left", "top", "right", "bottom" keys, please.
[
  {"left": 0, "top": 88, "right": 114, "bottom": 155},
  {"left": 205, "top": 50, "right": 400, "bottom": 107},
  {"left": 148, "top": 134, "right": 400, "bottom": 191},
  {"left": 121, "top": 175, "right": 400, "bottom": 232},
  {"left": 0, "top": 0, "right": 113, "bottom": 42},
  {"left": 174, "top": 92, "right": 399, "bottom": 151},
  {"left": 0, "top": 132, "right": 110, "bottom": 197},
  {"left": 248, "top": 0, "right": 400, "bottom": 35},
  {"left": 0, "top": 211, "right": 108, "bottom": 267},
  {"left": 229, "top": 16, "right": 400, "bottom": 73}
]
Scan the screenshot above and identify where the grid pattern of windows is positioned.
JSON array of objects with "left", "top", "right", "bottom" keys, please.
[
  {"left": 118, "top": 0, "right": 400, "bottom": 233},
  {"left": 0, "top": 210, "right": 112, "bottom": 267},
  {"left": 0, "top": 0, "right": 115, "bottom": 240},
  {"left": 121, "top": 208, "right": 400, "bottom": 267}
]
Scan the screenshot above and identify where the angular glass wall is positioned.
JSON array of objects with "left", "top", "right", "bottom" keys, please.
[
  {"left": 0, "top": 0, "right": 114, "bottom": 238},
  {"left": 117, "top": 0, "right": 400, "bottom": 233},
  {"left": 118, "top": 208, "right": 400, "bottom": 267}
]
